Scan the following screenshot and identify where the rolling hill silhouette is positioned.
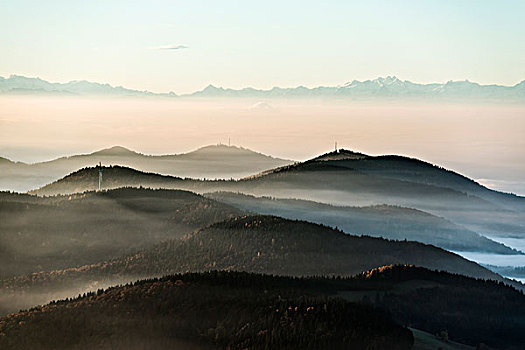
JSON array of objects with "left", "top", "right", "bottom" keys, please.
[
  {"left": 206, "top": 192, "right": 517, "bottom": 253},
  {"left": 0, "top": 144, "right": 292, "bottom": 192},
  {"left": 0, "top": 215, "right": 507, "bottom": 316},
  {"left": 32, "top": 149, "right": 525, "bottom": 237}
]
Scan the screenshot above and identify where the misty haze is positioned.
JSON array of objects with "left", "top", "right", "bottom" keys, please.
[{"left": 2, "top": 96, "right": 524, "bottom": 195}]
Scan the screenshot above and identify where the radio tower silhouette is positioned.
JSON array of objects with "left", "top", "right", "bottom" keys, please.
[{"left": 98, "top": 162, "right": 103, "bottom": 191}]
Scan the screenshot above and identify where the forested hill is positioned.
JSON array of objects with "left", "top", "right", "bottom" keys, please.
[
  {"left": 313, "top": 150, "right": 525, "bottom": 210},
  {"left": 352, "top": 265, "right": 525, "bottom": 349},
  {"left": 30, "top": 166, "right": 189, "bottom": 196},
  {"left": 0, "top": 215, "right": 505, "bottom": 317},
  {"left": 206, "top": 192, "right": 517, "bottom": 254},
  {"left": 166, "top": 216, "right": 500, "bottom": 279},
  {"left": 2, "top": 268, "right": 525, "bottom": 349},
  {"left": 0, "top": 271, "right": 414, "bottom": 350}
]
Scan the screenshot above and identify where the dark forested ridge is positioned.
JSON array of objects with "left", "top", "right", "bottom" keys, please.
[
  {"left": 2, "top": 268, "right": 525, "bottom": 349},
  {"left": 29, "top": 165, "right": 191, "bottom": 196},
  {"left": 0, "top": 271, "right": 414, "bottom": 350},
  {"left": 0, "top": 215, "right": 506, "bottom": 316},
  {"left": 206, "top": 192, "right": 517, "bottom": 253},
  {"left": 352, "top": 265, "right": 525, "bottom": 349},
  {"left": 0, "top": 188, "right": 243, "bottom": 278}
]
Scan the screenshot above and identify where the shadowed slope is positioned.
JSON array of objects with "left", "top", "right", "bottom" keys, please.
[
  {"left": 0, "top": 215, "right": 506, "bottom": 316},
  {"left": 2, "top": 267, "right": 525, "bottom": 349},
  {"left": 206, "top": 192, "right": 518, "bottom": 254},
  {"left": 0, "top": 188, "right": 243, "bottom": 278},
  {"left": 0, "top": 271, "right": 414, "bottom": 350}
]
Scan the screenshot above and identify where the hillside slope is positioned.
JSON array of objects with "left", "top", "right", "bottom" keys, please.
[
  {"left": 0, "top": 188, "right": 243, "bottom": 278},
  {"left": 32, "top": 155, "right": 525, "bottom": 237},
  {"left": 3, "top": 267, "right": 525, "bottom": 349},
  {"left": 0, "top": 216, "right": 505, "bottom": 315},
  {"left": 312, "top": 151, "right": 525, "bottom": 212},
  {"left": 0, "top": 271, "right": 414, "bottom": 350},
  {"left": 206, "top": 192, "right": 517, "bottom": 253}
]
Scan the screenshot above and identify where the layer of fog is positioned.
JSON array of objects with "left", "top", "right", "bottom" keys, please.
[
  {"left": 453, "top": 235, "right": 525, "bottom": 282},
  {"left": 1, "top": 96, "right": 524, "bottom": 195},
  {"left": 487, "top": 236, "right": 525, "bottom": 252},
  {"left": 453, "top": 251, "right": 525, "bottom": 267}
]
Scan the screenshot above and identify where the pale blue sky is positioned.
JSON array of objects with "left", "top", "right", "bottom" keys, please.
[{"left": 1, "top": 0, "right": 524, "bottom": 93}]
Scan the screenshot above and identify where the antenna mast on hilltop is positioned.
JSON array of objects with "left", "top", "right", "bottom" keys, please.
[
  {"left": 335, "top": 141, "right": 338, "bottom": 152},
  {"left": 228, "top": 137, "right": 231, "bottom": 147},
  {"left": 98, "top": 162, "right": 103, "bottom": 191}
]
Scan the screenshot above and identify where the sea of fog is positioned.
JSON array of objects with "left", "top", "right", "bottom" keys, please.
[
  {"left": 453, "top": 235, "right": 525, "bottom": 283},
  {"left": 488, "top": 236, "right": 525, "bottom": 253},
  {"left": 453, "top": 251, "right": 525, "bottom": 267},
  {"left": 1, "top": 96, "right": 524, "bottom": 195},
  {"left": 454, "top": 236, "right": 525, "bottom": 265}
]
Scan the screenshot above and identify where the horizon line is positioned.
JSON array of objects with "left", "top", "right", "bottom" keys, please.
[{"left": 2, "top": 74, "right": 525, "bottom": 97}]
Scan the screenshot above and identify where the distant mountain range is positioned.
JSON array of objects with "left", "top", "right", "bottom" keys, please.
[
  {"left": 2, "top": 74, "right": 524, "bottom": 101},
  {"left": 191, "top": 76, "right": 525, "bottom": 101},
  {"left": 0, "top": 75, "right": 177, "bottom": 97}
]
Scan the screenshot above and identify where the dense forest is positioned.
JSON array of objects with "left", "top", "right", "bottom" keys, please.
[
  {"left": 354, "top": 265, "right": 525, "bottom": 349},
  {"left": 0, "top": 215, "right": 501, "bottom": 290},
  {"left": 0, "top": 188, "right": 243, "bottom": 277},
  {"left": 0, "top": 215, "right": 506, "bottom": 316},
  {"left": 2, "top": 267, "right": 525, "bottom": 349},
  {"left": 0, "top": 271, "right": 413, "bottom": 350}
]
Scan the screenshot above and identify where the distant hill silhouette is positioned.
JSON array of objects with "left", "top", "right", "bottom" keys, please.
[
  {"left": 31, "top": 149, "right": 525, "bottom": 237},
  {"left": 0, "top": 144, "right": 292, "bottom": 192}
]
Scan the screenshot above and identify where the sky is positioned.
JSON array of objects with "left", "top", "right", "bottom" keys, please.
[{"left": 1, "top": 0, "right": 525, "bottom": 94}]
